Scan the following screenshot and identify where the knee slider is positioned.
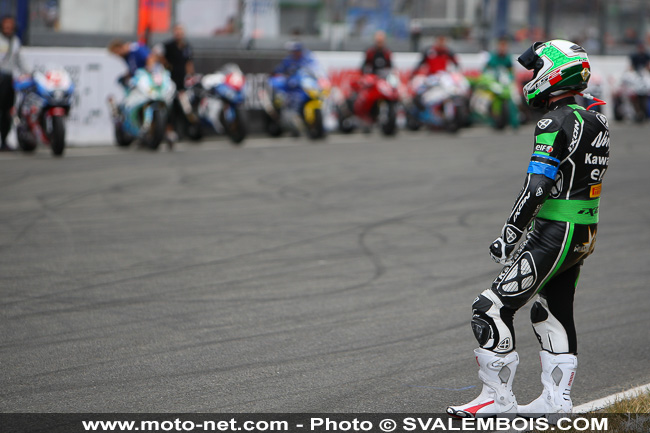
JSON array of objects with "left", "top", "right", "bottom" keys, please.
[
  {"left": 471, "top": 290, "right": 515, "bottom": 353},
  {"left": 471, "top": 295, "right": 495, "bottom": 346}
]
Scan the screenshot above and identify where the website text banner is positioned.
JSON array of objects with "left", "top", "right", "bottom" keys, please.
[{"left": 1, "top": 412, "right": 641, "bottom": 433}]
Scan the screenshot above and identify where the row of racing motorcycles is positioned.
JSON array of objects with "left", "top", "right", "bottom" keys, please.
[
  {"left": 110, "top": 63, "right": 248, "bottom": 151},
  {"left": 105, "top": 63, "right": 527, "bottom": 152},
  {"left": 7, "top": 63, "right": 518, "bottom": 158},
  {"left": 5, "top": 63, "right": 528, "bottom": 157},
  {"left": 333, "top": 66, "right": 524, "bottom": 137}
]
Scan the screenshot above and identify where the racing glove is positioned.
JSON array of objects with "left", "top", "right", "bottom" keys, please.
[{"left": 489, "top": 237, "right": 515, "bottom": 265}]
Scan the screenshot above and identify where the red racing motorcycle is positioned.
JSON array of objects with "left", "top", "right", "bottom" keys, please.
[{"left": 336, "top": 70, "right": 399, "bottom": 136}]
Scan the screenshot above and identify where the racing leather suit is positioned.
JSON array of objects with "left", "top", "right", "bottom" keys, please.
[{"left": 472, "top": 97, "right": 610, "bottom": 355}]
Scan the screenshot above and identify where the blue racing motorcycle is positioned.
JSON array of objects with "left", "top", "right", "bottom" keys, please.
[
  {"left": 14, "top": 67, "right": 75, "bottom": 156},
  {"left": 199, "top": 64, "right": 248, "bottom": 145},
  {"left": 261, "top": 67, "right": 329, "bottom": 140}
]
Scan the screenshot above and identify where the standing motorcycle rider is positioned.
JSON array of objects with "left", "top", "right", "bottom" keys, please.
[
  {"left": 413, "top": 35, "right": 458, "bottom": 77},
  {"left": 270, "top": 41, "right": 320, "bottom": 111},
  {"left": 411, "top": 35, "right": 459, "bottom": 111},
  {"left": 361, "top": 31, "right": 392, "bottom": 75},
  {"left": 272, "top": 41, "right": 319, "bottom": 80},
  {"left": 483, "top": 37, "right": 520, "bottom": 129},
  {"left": 0, "top": 15, "right": 27, "bottom": 152},
  {"left": 447, "top": 40, "right": 609, "bottom": 419},
  {"left": 108, "top": 39, "right": 158, "bottom": 88},
  {"left": 154, "top": 24, "right": 196, "bottom": 142}
]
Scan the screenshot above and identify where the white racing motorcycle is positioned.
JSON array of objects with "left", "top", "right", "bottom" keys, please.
[
  {"left": 14, "top": 67, "right": 75, "bottom": 156},
  {"left": 111, "top": 67, "right": 176, "bottom": 150}
]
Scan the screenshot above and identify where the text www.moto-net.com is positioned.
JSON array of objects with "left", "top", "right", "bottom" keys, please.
[{"left": 81, "top": 416, "right": 609, "bottom": 432}]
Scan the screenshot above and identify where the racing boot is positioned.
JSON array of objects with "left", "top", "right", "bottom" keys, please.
[
  {"left": 447, "top": 348, "right": 519, "bottom": 418},
  {"left": 518, "top": 351, "right": 577, "bottom": 418}
]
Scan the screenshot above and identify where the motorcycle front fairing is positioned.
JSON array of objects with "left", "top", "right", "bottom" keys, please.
[
  {"left": 122, "top": 68, "right": 175, "bottom": 136},
  {"left": 33, "top": 70, "right": 75, "bottom": 116}
]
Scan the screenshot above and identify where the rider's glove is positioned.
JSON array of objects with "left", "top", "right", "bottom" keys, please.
[{"left": 489, "top": 237, "right": 515, "bottom": 265}]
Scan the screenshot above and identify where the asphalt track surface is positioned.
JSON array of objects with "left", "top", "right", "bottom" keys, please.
[{"left": 1, "top": 124, "right": 649, "bottom": 413}]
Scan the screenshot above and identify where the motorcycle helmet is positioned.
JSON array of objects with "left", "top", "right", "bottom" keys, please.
[
  {"left": 285, "top": 41, "right": 304, "bottom": 53},
  {"left": 518, "top": 39, "right": 590, "bottom": 108}
]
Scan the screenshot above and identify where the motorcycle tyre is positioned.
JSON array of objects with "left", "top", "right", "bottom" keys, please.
[
  {"left": 17, "top": 124, "right": 37, "bottom": 153},
  {"left": 50, "top": 115, "right": 66, "bottom": 156},
  {"left": 380, "top": 101, "right": 397, "bottom": 136},
  {"left": 220, "top": 108, "right": 247, "bottom": 146},
  {"left": 143, "top": 109, "right": 166, "bottom": 151},
  {"left": 265, "top": 112, "right": 283, "bottom": 138},
  {"left": 115, "top": 123, "right": 134, "bottom": 147},
  {"left": 492, "top": 102, "right": 508, "bottom": 130},
  {"left": 306, "top": 108, "right": 326, "bottom": 140},
  {"left": 404, "top": 104, "right": 421, "bottom": 131},
  {"left": 186, "top": 120, "right": 203, "bottom": 142},
  {"left": 337, "top": 106, "right": 355, "bottom": 134}
]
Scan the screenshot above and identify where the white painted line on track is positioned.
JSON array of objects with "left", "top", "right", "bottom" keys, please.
[{"left": 573, "top": 383, "right": 650, "bottom": 413}]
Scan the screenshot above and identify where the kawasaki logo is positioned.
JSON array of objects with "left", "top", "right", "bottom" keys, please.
[
  {"left": 585, "top": 153, "right": 609, "bottom": 165},
  {"left": 591, "top": 131, "right": 610, "bottom": 148}
]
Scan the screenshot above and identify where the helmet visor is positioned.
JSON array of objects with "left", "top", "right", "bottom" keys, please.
[{"left": 517, "top": 42, "right": 544, "bottom": 70}]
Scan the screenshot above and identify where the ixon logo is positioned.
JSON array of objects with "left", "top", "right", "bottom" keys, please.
[{"left": 578, "top": 206, "right": 599, "bottom": 217}]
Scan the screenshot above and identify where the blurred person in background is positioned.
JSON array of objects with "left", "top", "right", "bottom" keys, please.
[
  {"left": 483, "top": 37, "right": 519, "bottom": 129},
  {"left": 361, "top": 30, "right": 392, "bottom": 75},
  {"left": 108, "top": 39, "right": 158, "bottom": 88},
  {"left": 0, "top": 15, "right": 27, "bottom": 152},
  {"left": 629, "top": 42, "right": 650, "bottom": 72},
  {"left": 484, "top": 37, "right": 513, "bottom": 75},
  {"left": 270, "top": 41, "right": 321, "bottom": 107},
  {"left": 157, "top": 25, "right": 194, "bottom": 94},
  {"left": 155, "top": 24, "right": 196, "bottom": 143},
  {"left": 410, "top": 35, "right": 460, "bottom": 113},
  {"left": 273, "top": 41, "right": 318, "bottom": 77},
  {"left": 413, "top": 35, "right": 459, "bottom": 77}
]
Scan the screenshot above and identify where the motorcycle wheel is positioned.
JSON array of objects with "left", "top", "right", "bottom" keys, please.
[
  {"left": 115, "top": 119, "right": 134, "bottom": 147},
  {"left": 17, "top": 124, "right": 37, "bottom": 153},
  {"left": 405, "top": 105, "right": 421, "bottom": 131},
  {"left": 337, "top": 105, "right": 355, "bottom": 134},
  {"left": 220, "top": 108, "right": 247, "bottom": 146},
  {"left": 492, "top": 101, "right": 508, "bottom": 130},
  {"left": 186, "top": 119, "right": 203, "bottom": 141},
  {"left": 265, "top": 112, "right": 283, "bottom": 138},
  {"left": 142, "top": 109, "right": 166, "bottom": 151},
  {"left": 380, "top": 102, "right": 397, "bottom": 136},
  {"left": 444, "top": 100, "right": 459, "bottom": 134},
  {"left": 306, "top": 108, "right": 326, "bottom": 140},
  {"left": 613, "top": 96, "right": 624, "bottom": 122},
  {"left": 50, "top": 115, "right": 66, "bottom": 156}
]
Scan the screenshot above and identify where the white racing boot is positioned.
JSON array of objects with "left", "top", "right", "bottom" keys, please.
[
  {"left": 518, "top": 351, "right": 577, "bottom": 419},
  {"left": 447, "top": 348, "right": 519, "bottom": 418}
]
